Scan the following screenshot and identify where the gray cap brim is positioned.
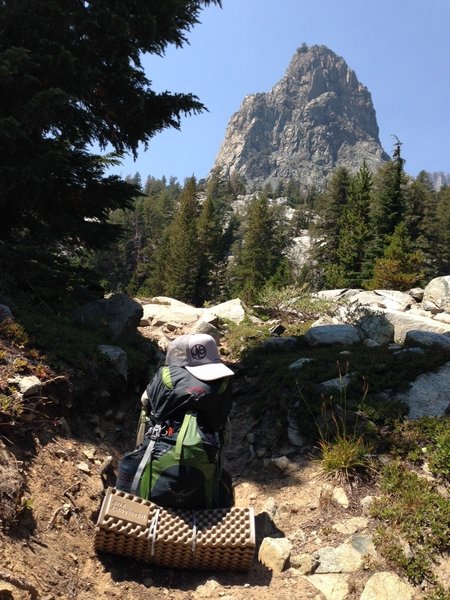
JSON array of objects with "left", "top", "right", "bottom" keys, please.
[{"left": 185, "top": 362, "right": 234, "bottom": 381}]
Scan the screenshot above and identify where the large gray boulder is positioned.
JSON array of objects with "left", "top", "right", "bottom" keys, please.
[
  {"left": 73, "top": 293, "right": 143, "bottom": 338},
  {"left": 203, "top": 298, "right": 246, "bottom": 324},
  {"left": 395, "top": 361, "right": 450, "bottom": 418},
  {"left": 422, "top": 275, "right": 450, "bottom": 312},
  {"left": 350, "top": 290, "right": 413, "bottom": 312},
  {"left": 404, "top": 329, "right": 450, "bottom": 351},
  {"left": 357, "top": 314, "right": 395, "bottom": 345},
  {"left": 140, "top": 297, "right": 202, "bottom": 327},
  {"left": 380, "top": 309, "right": 450, "bottom": 342},
  {"left": 305, "top": 324, "right": 364, "bottom": 347}
]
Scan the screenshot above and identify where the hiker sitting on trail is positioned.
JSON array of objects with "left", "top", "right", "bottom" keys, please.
[{"left": 116, "top": 333, "right": 235, "bottom": 509}]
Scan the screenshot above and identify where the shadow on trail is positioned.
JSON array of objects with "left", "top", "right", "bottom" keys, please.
[{"left": 96, "top": 524, "right": 274, "bottom": 592}]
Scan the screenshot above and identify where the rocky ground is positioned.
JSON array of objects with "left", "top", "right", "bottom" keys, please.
[
  {"left": 2, "top": 304, "right": 450, "bottom": 600},
  {"left": 2, "top": 375, "right": 446, "bottom": 600}
]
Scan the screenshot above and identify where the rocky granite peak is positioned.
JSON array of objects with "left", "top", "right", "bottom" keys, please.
[{"left": 212, "top": 44, "right": 389, "bottom": 191}]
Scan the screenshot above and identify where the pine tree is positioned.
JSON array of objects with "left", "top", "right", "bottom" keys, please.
[
  {"left": 88, "top": 177, "right": 181, "bottom": 294},
  {"left": 362, "top": 140, "right": 408, "bottom": 284},
  {"left": 0, "top": 1, "right": 220, "bottom": 296},
  {"left": 196, "top": 194, "right": 227, "bottom": 304},
  {"left": 231, "top": 195, "right": 287, "bottom": 303},
  {"left": 367, "top": 140, "right": 407, "bottom": 252},
  {"left": 163, "top": 177, "right": 202, "bottom": 305},
  {"left": 310, "top": 167, "right": 351, "bottom": 288},
  {"left": 338, "top": 161, "right": 373, "bottom": 287},
  {"left": 369, "top": 222, "right": 424, "bottom": 290},
  {"left": 413, "top": 172, "right": 439, "bottom": 279},
  {"left": 434, "top": 185, "right": 450, "bottom": 276}
]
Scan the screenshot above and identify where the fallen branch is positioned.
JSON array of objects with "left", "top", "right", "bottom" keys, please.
[
  {"left": 62, "top": 481, "right": 80, "bottom": 497},
  {"left": 0, "top": 570, "right": 38, "bottom": 599},
  {"left": 63, "top": 481, "right": 81, "bottom": 506}
]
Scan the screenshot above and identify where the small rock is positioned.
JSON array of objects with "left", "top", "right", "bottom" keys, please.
[
  {"left": 54, "top": 449, "right": 68, "bottom": 460},
  {"left": 258, "top": 537, "right": 292, "bottom": 572},
  {"left": 360, "top": 495, "right": 376, "bottom": 515},
  {"left": 306, "top": 573, "right": 350, "bottom": 600},
  {"left": 290, "top": 553, "right": 318, "bottom": 574},
  {"left": 409, "top": 287, "right": 424, "bottom": 302},
  {"left": 143, "top": 578, "right": 153, "bottom": 588},
  {"left": 12, "top": 375, "right": 42, "bottom": 396},
  {"left": 267, "top": 456, "right": 290, "bottom": 472},
  {"left": 289, "top": 357, "right": 315, "bottom": 370},
  {"left": 82, "top": 447, "right": 96, "bottom": 461},
  {"left": 194, "top": 578, "right": 220, "bottom": 598},
  {"left": 262, "top": 497, "right": 277, "bottom": 518},
  {"left": 360, "top": 571, "right": 415, "bottom": 600},
  {"left": 332, "top": 486, "right": 349, "bottom": 508},
  {"left": 76, "top": 461, "right": 91, "bottom": 474},
  {"left": 332, "top": 517, "right": 368, "bottom": 535}
]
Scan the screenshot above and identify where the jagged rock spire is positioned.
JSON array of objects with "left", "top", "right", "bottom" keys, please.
[{"left": 212, "top": 44, "right": 389, "bottom": 191}]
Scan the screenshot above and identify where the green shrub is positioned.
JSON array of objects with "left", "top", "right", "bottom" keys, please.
[
  {"left": 256, "top": 284, "right": 333, "bottom": 323},
  {"left": 424, "top": 587, "right": 450, "bottom": 600},
  {"left": 0, "top": 393, "right": 24, "bottom": 420},
  {"left": 427, "top": 421, "right": 450, "bottom": 480},
  {"left": 390, "top": 417, "right": 450, "bottom": 480},
  {"left": 223, "top": 319, "right": 272, "bottom": 360},
  {"left": 371, "top": 462, "right": 450, "bottom": 584}
]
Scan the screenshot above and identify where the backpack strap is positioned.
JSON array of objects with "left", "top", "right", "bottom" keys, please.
[
  {"left": 161, "top": 365, "right": 173, "bottom": 389},
  {"left": 130, "top": 423, "right": 162, "bottom": 495},
  {"left": 218, "top": 378, "right": 229, "bottom": 394},
  {"left": 174, "top": 411, "right": 194, "bottom": 460}
]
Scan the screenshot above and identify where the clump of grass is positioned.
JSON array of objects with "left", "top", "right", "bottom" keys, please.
[
  {"left": 319, "top": 431, "right": 374, "bottom": 482},
  {"left": 299, "top": 363, "right": 376, "bottom": 481},
  {"left": 371, "top": 461, "right": 450, "bottom": 585}
]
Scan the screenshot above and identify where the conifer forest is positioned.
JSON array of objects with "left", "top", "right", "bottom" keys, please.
[{"left": 88, "top": 142, "right": 450, "bottom": 307}]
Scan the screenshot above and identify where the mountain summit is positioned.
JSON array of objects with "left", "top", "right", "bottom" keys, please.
[{"left": 212, "top": 44, "right": 389, "bottom": 191}]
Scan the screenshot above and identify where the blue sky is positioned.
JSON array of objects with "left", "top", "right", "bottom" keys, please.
[{"left": 108, "top": 0, "right": 450, "bottom": 184}]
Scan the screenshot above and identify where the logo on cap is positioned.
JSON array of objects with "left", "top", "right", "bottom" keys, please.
[{"left": 190, "top": 344, "right": 207, "bottom": 361}]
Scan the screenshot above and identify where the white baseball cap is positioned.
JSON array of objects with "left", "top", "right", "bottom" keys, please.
[{"left": 165, "top": 334, "right": 234, "bottom": 381}]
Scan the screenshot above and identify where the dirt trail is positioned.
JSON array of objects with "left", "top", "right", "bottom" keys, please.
[{"left": 0, "top": 391, "right": 376, "bottom": 600}]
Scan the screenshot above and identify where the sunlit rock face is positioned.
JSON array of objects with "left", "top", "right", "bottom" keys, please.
[{"left": 212, "top": 44, "right": 389, "bottom": 191}]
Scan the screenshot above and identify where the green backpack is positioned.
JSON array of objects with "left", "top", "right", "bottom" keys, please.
[{"left": 130, "top": 411, "right": 232, "bottom": 509}]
